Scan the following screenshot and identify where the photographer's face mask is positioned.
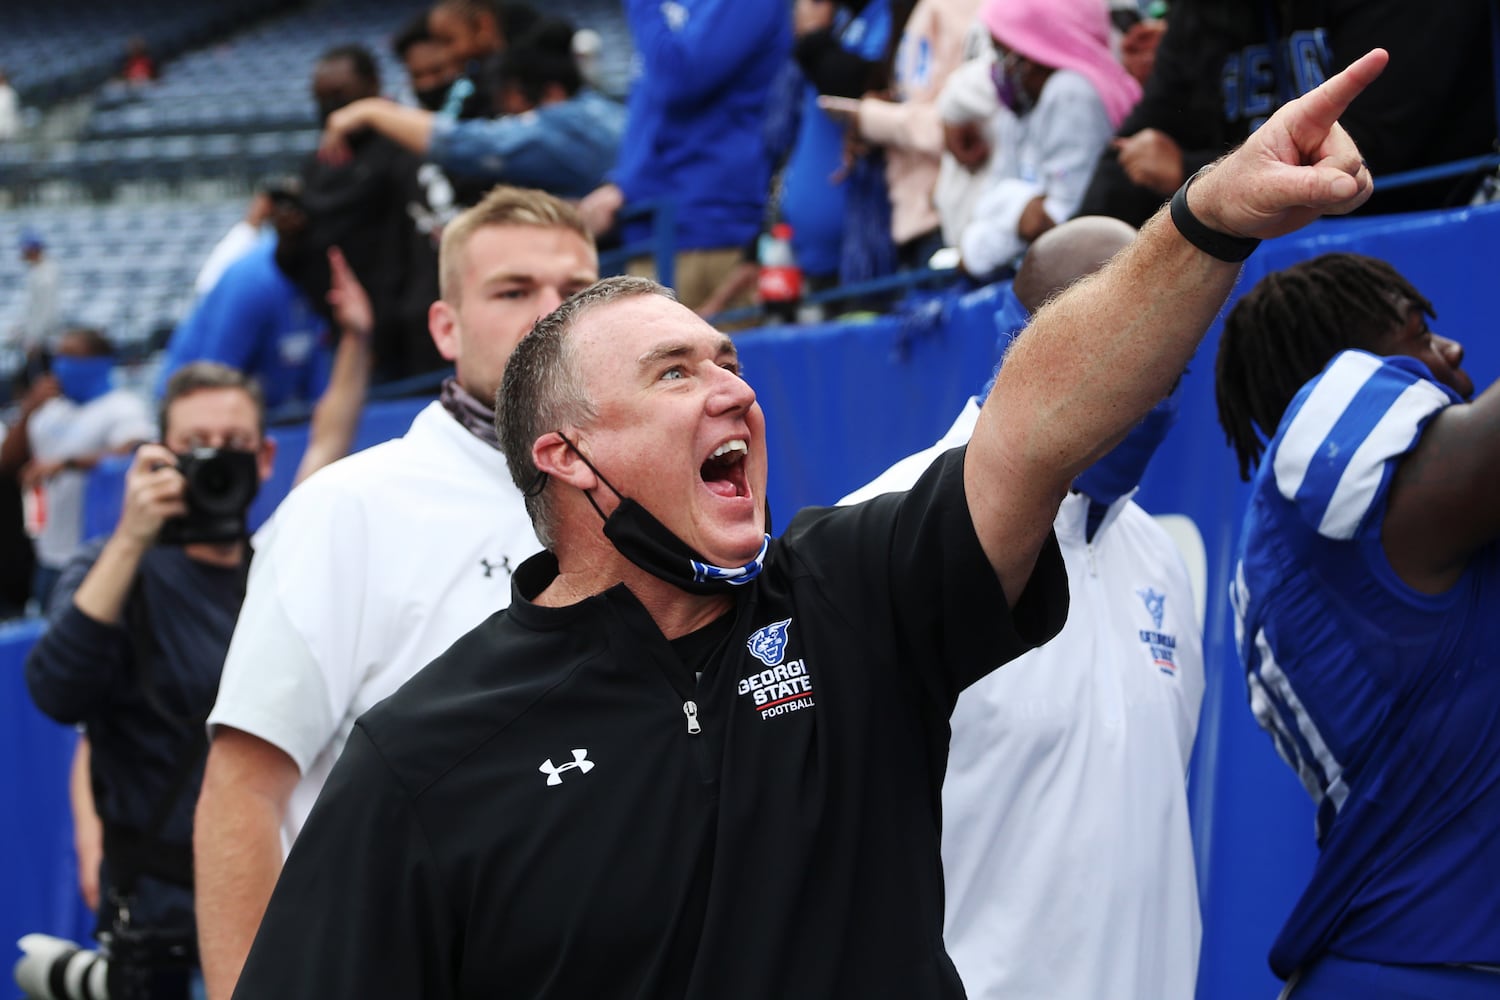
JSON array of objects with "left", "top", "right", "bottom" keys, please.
[{"left": 51, "top": 355, "right": 114, "bottom": 404}]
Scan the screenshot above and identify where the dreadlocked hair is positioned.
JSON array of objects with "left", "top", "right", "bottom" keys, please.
[{"left": 1214, "top": 252, "right": 1434, "bottom": 481}]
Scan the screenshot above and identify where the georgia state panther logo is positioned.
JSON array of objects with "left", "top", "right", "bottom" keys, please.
[
  {"left": 1135, "top": 587, "right": 1178, "bottom": 675},
  {"left": 739, "top": 618, "right": 814, "bottom": 721},
  {"left": 746, "top": 618, "right": 792, "bottom": 667},
  {"left": 1138, "top": 588, "right": 1165, "bottom": 630}
]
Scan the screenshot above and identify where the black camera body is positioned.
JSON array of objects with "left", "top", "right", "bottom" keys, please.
[{"left": 156, "top": 447, "right": 260, "bottom": 546}]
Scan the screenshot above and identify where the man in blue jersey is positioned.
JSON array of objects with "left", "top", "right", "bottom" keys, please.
[
  {"left": 575, "top": 0, "right": 792, "bottom": 312},
  {"left": 1214, "top": 252, "right": 1500, "bottom": 998},
  {"left": 158, "top": 183, "right": 330, "bottom": 412}
]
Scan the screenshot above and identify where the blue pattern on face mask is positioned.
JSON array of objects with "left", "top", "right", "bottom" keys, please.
[
  {"left": 690, "top": 536, "right": 770, "bottom": 586},
  {"left": 51, "top": 356, "right": 115, "bottom": 404}
]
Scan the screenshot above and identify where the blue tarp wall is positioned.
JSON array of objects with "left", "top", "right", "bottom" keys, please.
[{"left": 3, "top": 200, "right": 1497, "bottom": 997}]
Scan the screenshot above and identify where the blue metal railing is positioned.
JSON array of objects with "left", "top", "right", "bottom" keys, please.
[
  {"left": 596, "top": 198, "right": 677, "bottom": 291},
  {"left": 707, "top": 266, "right": 968, "bottom": 328},
  {"left": 1373, "top": 152, "right": 1500, "bottom": 192}
]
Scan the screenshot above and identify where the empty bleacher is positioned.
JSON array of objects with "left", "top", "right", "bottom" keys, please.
[
  {"left": 0, "top": 0, "right": 633, "bottom": 364},
  {"left": 0, "top": 0, "right": 301, "bottom": 110},
  {"left": 0, "top": 198, "right": 247, "bottom": 353}
]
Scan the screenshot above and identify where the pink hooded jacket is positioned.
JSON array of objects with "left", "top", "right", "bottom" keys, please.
[{"left": 982, "top": 0, "right": 1141, "bottom": 129}]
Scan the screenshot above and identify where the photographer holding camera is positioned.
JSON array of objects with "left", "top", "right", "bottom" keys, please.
[
  {"left": 16, "top": 243, "right": 373, "bottom": 1000},
  {"left": 24, "top": 362, "right": 276, "bottom": 1000}
]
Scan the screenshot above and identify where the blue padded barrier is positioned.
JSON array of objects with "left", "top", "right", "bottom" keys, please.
[
  {"left": 1141, "top": 201, "right": 1500, "bottom": 1000},
  {"left": 3, "top": 201, "right": 1497, "bottom": 995},
  {"left": 0, "top": 618, "right": 95, "bottom": 958},
  {"left": 84, "top": 395, "right": 432, "bottom": 545}
]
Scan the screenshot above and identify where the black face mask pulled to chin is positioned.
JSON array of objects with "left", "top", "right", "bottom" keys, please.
[{"left": 556, "top": 433, "right": 769, "bottom": 595}]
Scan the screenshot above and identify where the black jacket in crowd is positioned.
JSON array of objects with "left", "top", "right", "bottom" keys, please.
[{"left": 1081, "top": 0, "right": 1498, "bottom": 226}]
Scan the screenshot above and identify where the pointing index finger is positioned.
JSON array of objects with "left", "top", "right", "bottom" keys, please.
[{"left": 1291, "top": 48, "right": 1389, "bottom": 140}]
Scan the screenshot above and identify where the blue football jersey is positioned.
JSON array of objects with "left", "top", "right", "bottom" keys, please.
[{"left": 1231, "top": 350, "right": 1500, "bottom": 977}]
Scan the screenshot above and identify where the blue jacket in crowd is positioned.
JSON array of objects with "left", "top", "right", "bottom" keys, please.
[
  {"left": 611, "top": 0, "right": 792, "bottom": 252},
  {"left": 158, "top": 236, "right": 330, "bottom": 412},
  {"left": 428, "top": 89, "right": 627, "bottom": 200}
]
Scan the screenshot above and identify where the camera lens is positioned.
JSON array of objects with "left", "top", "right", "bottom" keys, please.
[
  {"left": 198, "top": 458, "right": 232, "bottom": 498},
  {"left": 181, "top": 448, "right": 259, "bottom": 517}
]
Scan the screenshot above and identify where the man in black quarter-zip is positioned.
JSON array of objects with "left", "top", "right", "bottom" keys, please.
[{"left": 232, "top": 50, "right": 1389, "bottom": 1000}]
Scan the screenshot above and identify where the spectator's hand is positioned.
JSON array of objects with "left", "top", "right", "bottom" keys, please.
[
  {"left": 245, "top": 190, "right": 274, "bottom": 228},
  {"left": 1120, "top": 19, "right": 1167, "bottom": 86},
  {"left": 319, "top": 99, "right": 376, "bottom": 166},
  {"left": 1191, "top": 48, "right": 1385, "bottom": 240},
  {"left": 19, "top": 458, "right": 65, "bottom": 490},
  {"left": 817, "top": 95, "right": 862, "bottom": 128},
  {"left": 945, "top": 121, "right": 990, "bottom": 171},
  {"left": 1017, "top": 195, "right": 1056, "bottom": 243},
  {"left": 20, "top": 373, "right": 60, "bottom": 415},
  {"left": 794, "top": 0, "right": 835, "bottom": 36},
  {"left": 326, "top": 247, "right": 374, "bottom": 341},
  {"left": 1112, "top": 129, "right": 1185, "bottom": 196},
  {"left": 579, "top": 183, "right": 625, "bottom": 236},
  {"left": 115, "top": 444, "right": 188, "bottom": 547}
]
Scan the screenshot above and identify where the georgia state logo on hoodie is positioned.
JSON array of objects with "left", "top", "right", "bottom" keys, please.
[{"left": 739, "top": 619, "right": 816, "bottom": 721}]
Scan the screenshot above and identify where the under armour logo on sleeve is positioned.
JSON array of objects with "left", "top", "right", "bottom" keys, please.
[
  {"left": 480, "top": 556, "right": 513, "bottom": 579},
  {"left": 539, "top": 749, "right": 595, "bottom": 786}
]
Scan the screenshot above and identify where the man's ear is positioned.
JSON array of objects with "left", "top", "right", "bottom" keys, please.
[
  {"left": 257, "top": 435, "right": 278, "bottom": 483},
  {"left": 429, "top": 299, "right": 460, "bottom": 362},
  {"left": 533, "top": 431, "right": 596, "bottom": 493}
]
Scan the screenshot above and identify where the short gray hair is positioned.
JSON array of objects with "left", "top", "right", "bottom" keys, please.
[{"left": 496, "top": 275, "right": 677, "bottom": 548}]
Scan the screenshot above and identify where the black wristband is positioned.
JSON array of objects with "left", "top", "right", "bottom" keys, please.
[{"left": 1169, "top": 169, "right": 1260, "bottom": 263}]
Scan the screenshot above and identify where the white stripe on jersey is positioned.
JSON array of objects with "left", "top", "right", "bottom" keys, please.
[
  {"left": 1230, "top": 561, "right": 1249, "bottom": 656},
  {"left": 1317, "top": 378, "right": 1453, "bottom": 539},
  {"left": 1273, "top": 352, "right": 1381, "bottom": 504},
  {"left": 1255, "top": 628, "right": 1349, "bottom": 815},
  {"left": 1248, "top": 670, "right": 1319, "bottom": 798}
]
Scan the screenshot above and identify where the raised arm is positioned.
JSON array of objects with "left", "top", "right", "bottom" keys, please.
[
  {"left": 293, "top": 248, "right": 372, "bottom": 486},
  {"left": 321, "top": 98, "right": 435, "bottom": 163},
  {"left": 1384, "top": 377, "right": 1500, "bottom": 593},
  {"left": 1, "top": 378, "right": 55, "bottom": 475},
  {"left": 967, "top": 49, "right": 1388, "bottom": 603},
  {"left": 625, "top": 0, "right": 788, "bottom": 108},
  {"left": 24, "top": 442, "right": 185, "bottom": 723}
]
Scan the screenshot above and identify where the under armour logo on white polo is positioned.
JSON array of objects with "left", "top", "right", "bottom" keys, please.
[{"left": 539, "top": 749, "right": 595, "bottom": 786}]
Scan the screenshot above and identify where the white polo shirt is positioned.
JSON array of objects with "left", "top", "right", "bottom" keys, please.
[
  {"left": 843, "top": 399, "right": 1204, "bottom": 1000},
  {"left": 209, "top": 401, "right": 541, "bottom": 845}
]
